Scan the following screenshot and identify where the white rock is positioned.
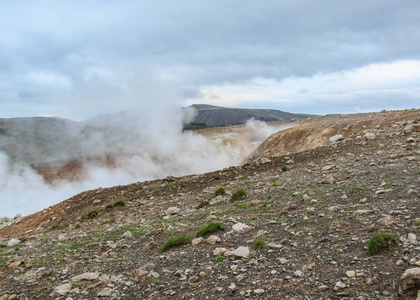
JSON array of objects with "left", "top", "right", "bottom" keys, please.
[
  {"left": 294, "top": 270, "right": 303, "bottom": 277},
  {"left": 365, "top": 132, "right": 376, "bottom": 140},
  {"left": 97, "top": 287, "right": 112, "bottom": 297},
  {"left": 122, "top": 231, "right": 133, "bottom": 239},
  {"left": 232, "top": 222, "right": 250, "bottom": 232},
  {"left": 71, "top": 272, "right": 100, "bottom": 282},
  {"left": 13, "top": 213, "right": 21, "bottom": 219},
  {"left": 400, "top": 268, "right": 420, "bottom": 294},
  {"left": 254, "top": 289, "right": 265, "bottom": 294},
  {"left": 206, "top": 235, "right": 221, "bottom": 245},
  {"left": 7, "top": 238, "right": 20, "bottom": 247},
  {"left": 329, "top": 134, "right": 344, "bottom": 144},
  {"left": 346, "top": 271, "right": 356, "bottom": 278},
  {"left": 166, "top": 207, "right": 180, "bottom": 216},
  {"left": 267, "top": 242, "right": 282, "bottom": 249},
  {"left": 192, "top": 237, "right": 204, "bottom": 246},
  {"left": 407, "top": 233, "right": 417, "bottom": 243},
  {"left": 213, "top": 248, "right": 227, "bottom": 256},
  {"left": 50, "top": 283, "right": 71, "bottom": 297},
  {"left": 334, "top": 281, "right": 346, "bottom": 290},
  {"left": 233, "top": 246, "right": 250, "bottom": 258},
  {"left": 58, "top": 234, "right": 66, "bottom": 241}
]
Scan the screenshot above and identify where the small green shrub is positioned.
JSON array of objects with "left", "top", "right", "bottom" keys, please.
[
  {"left": 87, "top": 210, "right": 99, "bottom": 219},
  {"left": 281, "top": 166, "right": 288, "bottom": 172},
  {"left": 105, "top": 200, "right": 126, "bottom": 211},
  {"left": 367, "top": 233, "right": 398, "bottom": 256},
  {"left": 214, "top": 187, "right": 226, "bottom": 197},
  {"left": 253, "top": 239, "right": 267, "bottom": 249},
  {"left": 414, "top": 220, "right": 420, "bottom": 227},
  {"left": 238, "top": 201, "right": 252, "bottom": 208},
  {"left": 105, "top": 203, "right": 115, "bottom": 210},
  {"left": 242, "top": 162, "right": 250, "bottom": 167},
  {"left": 230, "top": 189, "right": 247, "bottom": 202},
  {"left": 213, "top": 174, "right": 220, "bottom": 180},
  {"left": 114, "top": 200, "right": 126, "bottom": 207},
  {"left": 161, "top": 236, "right": 192, "bottom": 253},
  {"left": 196, "top": 222, "right": 225, "bottom": 237},
  {"left": 196, "top": 200, "right": 209, "bottom": 209}
]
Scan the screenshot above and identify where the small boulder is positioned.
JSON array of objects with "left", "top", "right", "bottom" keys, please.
[
  {"left": 329, "top": 134, "right": 344, "bottom": 144},
  {"left": 206, "top": 235, "right": 221, "bottom": 245},
  {"left": 50, "top": 283, "right": 71, "bottom": 297},
  {"left": 7, "top": 238, "right": 20, "bottom": 247},
  {"left": 71, "top": 272, "right": 100, "bottom": 282},
  {"left": 232, "top": 223, "right": 250, "bottom": 232},
  {"left": 399, "top": 268, "right": 420, "bottom": 294},
  {"left": 166, "top": 207, "right": 180, "bottom": 216},
  {"left": 233, "top": 246, "right": 250, "bottom": 258},
  {"left": 121, "top": 231, "right": 133, "bottom": 239}
]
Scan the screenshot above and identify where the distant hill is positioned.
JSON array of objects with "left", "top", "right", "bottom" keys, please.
[
  {"left": 0, "top": 105, "right": 316, "bottom": 165},
  {"left": 184, "top": 104, "right": 316, "bottom": 129}
]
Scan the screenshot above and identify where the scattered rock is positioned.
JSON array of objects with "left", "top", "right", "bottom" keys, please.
[
  {"left": 206, "top": 235, "right": 221, "bottom": 245},
  {"left": 233, "top": 246, "right": 250, "bottom": 258},
  {"left": 122, "top": 231, "right": 133, "bottom": 239},
  {"left": 97, "top": 287, "right": 112, "bottom": 297},
  {"left": 166, "top": 207, "right": 180, "bottom": 216},
  {"left": 50, "top": 283, "right": 71, "bottom": 297},
  {"left": 399, "top": 268, "right": 420, "bottom": 294},
  {"left": 232, "top": 222, "right": 250, "bottom": 232},
  {"left": 329, "top": 134, "right": 344, "bottom": 144},
  {"left": 71, "top": 272, "right": 100, "bottom": 282},
  {"left": 346, "top": 271, "right": 356, "bottom": 278},
  {"left": 7, "top": 238, "right": 20, "bottom": 247},
  {"left": 192, "top": 237, "right": 204, "bottom": 246},
  {"left": 334, "top": 281, "right": 347, "bottom": 291}
]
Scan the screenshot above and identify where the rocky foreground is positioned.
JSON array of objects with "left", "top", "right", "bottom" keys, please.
[{"left": 0, "top": 110, "right": 419, "bottom": 299}]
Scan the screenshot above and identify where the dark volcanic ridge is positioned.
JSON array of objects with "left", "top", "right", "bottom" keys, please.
[{"left": 184, "top": 104, "right": 316, "bottom": 129}]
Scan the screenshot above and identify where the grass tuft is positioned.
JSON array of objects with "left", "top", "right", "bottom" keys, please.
[
  {"left": 230, "top": 189, "right": 247, "bottom": 202},
  {"left": 161, "top": 236, "right": 192, "bottom": 253},
  {"left": 366, "top": 233, "right": 398, "bottom": 256},
  {"left": 87, "top": 210, "right": 99, "bottom": 219},
  {"left": 196, "top": 222, "right": 225, "bottom": 238},
  {"left": 281, "top": 166, "right": 288, "bottom": 172},
  {"left": 253, "top": 239, "right": 267, "bottom": 249},
  {"left": 214, "top": 187, "right": 226, "bottom": 197}
]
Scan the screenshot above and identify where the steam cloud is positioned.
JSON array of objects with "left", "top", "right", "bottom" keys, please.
[{"left": 0, "top": 107, "right": 288, "bottom": 218}]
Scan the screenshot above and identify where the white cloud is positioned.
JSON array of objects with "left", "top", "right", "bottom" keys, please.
[{"left": 194, "top": 60, "right": 420, "bottom": 114}]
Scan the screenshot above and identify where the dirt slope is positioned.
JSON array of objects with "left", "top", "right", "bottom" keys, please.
[
  {"left": 246, "top": 109, "right": 420, "bottom": 163},
  {"left": 0, "top": 109, "right": 419, "bottom": 299}
]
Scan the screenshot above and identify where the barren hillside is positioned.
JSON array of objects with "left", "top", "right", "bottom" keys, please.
[{"left": 0, "top": 109, "right": 419, "bottom": 299}]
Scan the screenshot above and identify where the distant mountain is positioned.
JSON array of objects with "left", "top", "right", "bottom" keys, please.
[
  {"left": 0, "top": 105, "right": 317, "bottom": 165},
  {"left": 0, "top": 117, "right": 83, "bottom": 165},
  {"left": 185, "top": 104, "right": 316, "bottom": 129}
]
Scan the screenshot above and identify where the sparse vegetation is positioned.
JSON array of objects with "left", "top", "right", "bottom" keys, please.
[
  {"left": 161, "top": 236, "right": 192, "bottom": 253},
  {"left": 86, "top": 210, "right": 99, "bottom": 219},
  {"left": 230, "top": 189, "right": 247, "bottom": 202},
  {"left": 105, "top": 199, "right": 126, "bottom": 211},
  {"left": 214, "top": 187, "right": 226, "bottom": 196},
  {"left": 196, "top": 222, "right": 225, "bottom": 237},
  {"left": 367, "top": 233, "right": 398, "bottom": 256},
  {"left": 196, "top": 200, "right": 209, "bottom": 209},
  {"left": 253, "top": 239, "right": 267, "bottom": 249}
]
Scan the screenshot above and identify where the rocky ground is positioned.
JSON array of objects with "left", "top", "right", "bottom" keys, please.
[{"left": 0, "top": 110, "right": 419, "bottom": 299}]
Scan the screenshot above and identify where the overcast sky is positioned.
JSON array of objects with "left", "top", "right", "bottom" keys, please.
[{"left": 1, "top": 1, "right": 419, "bottom": 120}]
